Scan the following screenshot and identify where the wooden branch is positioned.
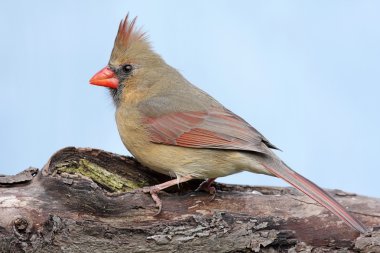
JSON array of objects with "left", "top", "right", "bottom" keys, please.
[{"left": 0, "top": 147, "right": 379, "bottom": 252}]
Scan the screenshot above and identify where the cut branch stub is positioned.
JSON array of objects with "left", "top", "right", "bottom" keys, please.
[{"left": 0, "top": 167, "right": 38, "bottom": 185}]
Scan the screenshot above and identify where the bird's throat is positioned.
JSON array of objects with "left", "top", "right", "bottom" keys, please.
[{"left": 108, "top": 87, "right": 123, "bottom": 107}]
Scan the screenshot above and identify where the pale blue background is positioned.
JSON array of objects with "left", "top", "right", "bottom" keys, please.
[{"left": 0, "top": 1, "right": 379, "bottom": 197}]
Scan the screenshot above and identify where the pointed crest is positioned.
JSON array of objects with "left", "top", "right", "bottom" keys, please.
[{"left": 114, "top": 14, "right": 146, "bottom": 51}]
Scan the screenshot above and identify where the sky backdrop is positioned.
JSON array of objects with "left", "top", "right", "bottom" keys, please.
[{"left": 0, "top": 1, "right": 379, "bottom": 197}]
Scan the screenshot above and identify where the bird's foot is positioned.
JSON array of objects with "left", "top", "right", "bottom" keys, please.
[
  {"left": 142, "top": 186, "right": 162, "bottom": 216},
  {"left": 195, "top": 178, "right": 217, "bottom": 201},
  {"left": 140, "top": 175, "right": 194, "bottom": 215}
]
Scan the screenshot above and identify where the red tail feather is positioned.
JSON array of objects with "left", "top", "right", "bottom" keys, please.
[{"left": 262, "top": 161, "right": 368, "bottom": 234}]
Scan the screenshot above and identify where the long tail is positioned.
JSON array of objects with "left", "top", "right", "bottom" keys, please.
[{"left": 260, "top": 158, "right": 368, "bottom": 234}]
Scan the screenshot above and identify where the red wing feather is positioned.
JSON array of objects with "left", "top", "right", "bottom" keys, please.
[
  {"left": 177, "top": 128, "right": 233, "bottom": 147},
  {"left": 142, "top": 109, "right": 273, "bottom": 154}
]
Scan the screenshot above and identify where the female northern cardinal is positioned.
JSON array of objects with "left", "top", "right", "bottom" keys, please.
[{"left": 90, "top": 15, "right": 367, "bottom": 233}]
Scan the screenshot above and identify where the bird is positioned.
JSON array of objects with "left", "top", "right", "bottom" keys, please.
[{"left": 89, "top": 15, "right": 368, "bottom": 234}]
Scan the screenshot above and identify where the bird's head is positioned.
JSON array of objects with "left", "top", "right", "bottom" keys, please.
[{"left": 89, "top": 15, "right": 164, "bottom": 106}]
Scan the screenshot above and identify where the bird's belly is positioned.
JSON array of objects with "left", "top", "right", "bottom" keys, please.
[{"left": 135, "top": 144, "right": 250, "bottom": 179}]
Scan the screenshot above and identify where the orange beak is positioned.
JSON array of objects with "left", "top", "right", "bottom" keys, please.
[{"left": 89, "top": 66, "right": 119, "bottom": 89}]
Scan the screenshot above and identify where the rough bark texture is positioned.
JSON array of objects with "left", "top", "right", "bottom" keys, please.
[{"left": 0, "top": 147, "right": 379, "bottom": 253}]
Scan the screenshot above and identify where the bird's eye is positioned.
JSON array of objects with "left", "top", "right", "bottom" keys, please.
[{"left": 122, "top": 64, "right": 133, "bottom": 74}]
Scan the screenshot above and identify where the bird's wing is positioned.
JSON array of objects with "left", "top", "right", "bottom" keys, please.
[{"left": 141, "top": 107, "right": 279, "bottom": 154}]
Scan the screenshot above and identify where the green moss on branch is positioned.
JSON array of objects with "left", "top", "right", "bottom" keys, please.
[{"left": 55, "top": 159, "right": 146, "bottom": 192}]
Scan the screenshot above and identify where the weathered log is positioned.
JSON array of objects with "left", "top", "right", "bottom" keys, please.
[{"left": 0, "top": 147, "right": 379, "bottom": 252}]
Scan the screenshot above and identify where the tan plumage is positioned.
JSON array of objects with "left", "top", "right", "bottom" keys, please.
[{"left": 90, "top": 15, "right": 368, "bottom": 233}]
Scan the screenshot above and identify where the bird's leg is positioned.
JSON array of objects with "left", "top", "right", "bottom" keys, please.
[
  {"left": 142, "top": 175, "right": 193, "bottom": 215},
  {"left": 195, "top": 178, "right": 217, "bottom": 200}
]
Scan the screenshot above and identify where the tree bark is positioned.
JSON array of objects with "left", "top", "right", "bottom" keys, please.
[{"left": 0, "top": 147, "right": 379, "bottom": 253}]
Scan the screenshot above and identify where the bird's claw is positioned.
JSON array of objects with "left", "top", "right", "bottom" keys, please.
[
  {"left": 195, "top": 179, "right": 217, "bottom": 201},
  {"left": 142, "top": 186, "right": 162, "bottom": 216},
  {"left": 208, "top": 186, "right": 217, "bottom": 201}
]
